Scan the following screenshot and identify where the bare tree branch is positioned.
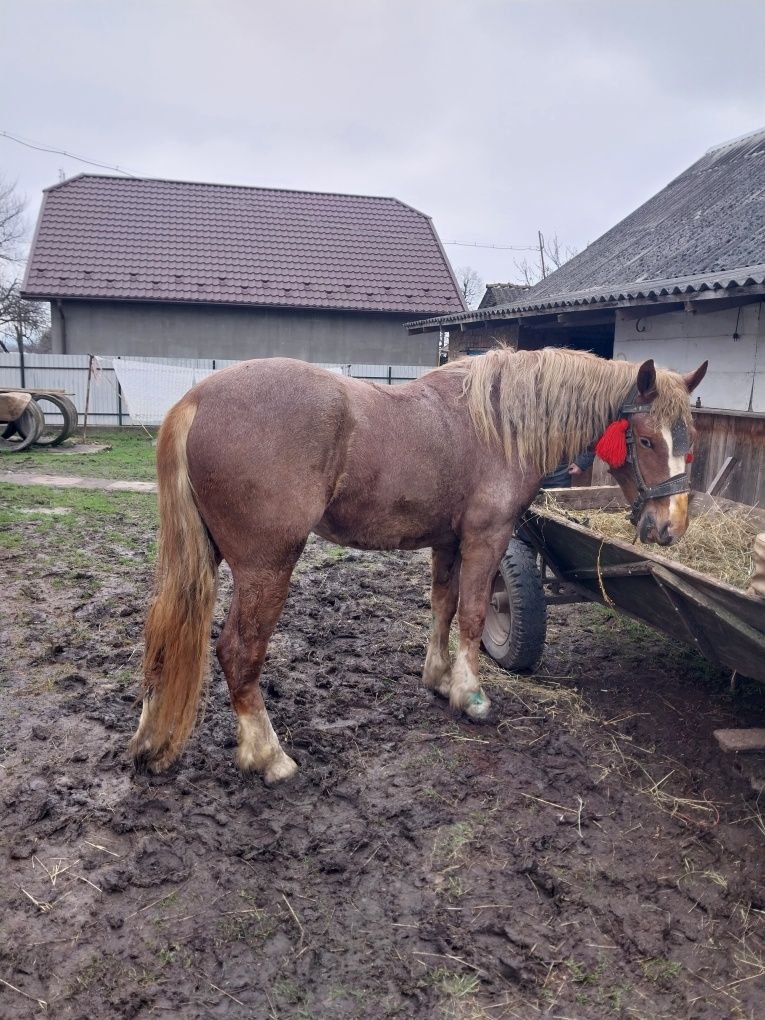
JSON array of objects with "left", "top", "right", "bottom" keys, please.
[
  {"left": 456, "top": 265, "right": 483, "bottom": 309},
  {"left": 513, "top": 231, "right": 577, "bottom": 285},
  {"left": 0, "top": 178, "right": 26, "bottom": 265}
]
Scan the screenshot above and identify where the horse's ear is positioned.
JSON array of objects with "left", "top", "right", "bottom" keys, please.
[
  {"left": 636, "top": 359, "right": 657, "bottom": 399},
  {"left": 682, "top": 361, "right": 708, "bottom": 394}
]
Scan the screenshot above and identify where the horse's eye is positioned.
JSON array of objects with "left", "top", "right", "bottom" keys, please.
[{"left": 639, "top": 437, "right": 652, "bottom": 449}]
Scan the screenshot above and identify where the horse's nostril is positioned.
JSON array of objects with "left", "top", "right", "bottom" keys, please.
[{"left": 658, "top": 523, "right": 673, "bottom": 546}]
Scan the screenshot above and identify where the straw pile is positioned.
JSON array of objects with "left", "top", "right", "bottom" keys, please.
[{"left": 536, "top": 493, "right": 761, "bottom": 590}]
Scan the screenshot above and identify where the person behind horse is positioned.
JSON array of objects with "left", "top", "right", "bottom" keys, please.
[{"left": 541, "top": 449, "right": 595, "bottom": 489}]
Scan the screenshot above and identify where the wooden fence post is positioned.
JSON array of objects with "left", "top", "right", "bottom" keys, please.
[{"left": 82, "top": 353, "right": 94, "bottom": 441}]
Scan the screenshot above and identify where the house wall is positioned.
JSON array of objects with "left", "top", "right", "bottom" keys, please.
[
  {"left": 613, "top": 301, "right": 765, "bottom": 412},
  {"left": 50, "top": 300, "right": 440, "bottom": 366}
]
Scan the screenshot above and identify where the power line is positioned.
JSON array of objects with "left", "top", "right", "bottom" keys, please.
[
  {"left": 2, "top": 129, "right": 546, "bottom": 254},
  {"left": 0, "top": 129, "right": 140, "bottom": 178},
  {"left": 443, "top": 240, "right": 539, "bottom": 252}
]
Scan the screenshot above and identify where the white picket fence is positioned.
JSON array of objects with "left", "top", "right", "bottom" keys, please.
[{"left": 0, "top": 353, "right": 432, "bottom": 426}]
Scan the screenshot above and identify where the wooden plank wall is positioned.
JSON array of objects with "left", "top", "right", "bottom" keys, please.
[
  {"left": 590, "top": 409, "right": 765, "bottom": 508},
  {"left": 690, "top": 409, "right": 765, "bottom": 507}
]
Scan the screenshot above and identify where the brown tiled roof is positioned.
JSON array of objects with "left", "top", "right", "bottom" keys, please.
[{"left": 22, "top": 174, "right": 465, "bottom": 315}]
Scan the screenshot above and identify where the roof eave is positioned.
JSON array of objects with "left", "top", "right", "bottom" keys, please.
[
  {"left": 20, "top": 289, "right": 464, "bottom": 319},
  {"left": 406, "top": 268, "right": 765, "bottom": 333}
]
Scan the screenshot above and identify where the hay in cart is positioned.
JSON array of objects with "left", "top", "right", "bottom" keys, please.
[{"left": 537, "top": 492, "right": 762, "bottom": 591}]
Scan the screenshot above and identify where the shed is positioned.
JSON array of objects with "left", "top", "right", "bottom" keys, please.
[
  {"left": 22, "top": 175, "right": 465, "bottom": 365},
  {"left": 407, "top": 128, "right": 765, "bottom": 412}
]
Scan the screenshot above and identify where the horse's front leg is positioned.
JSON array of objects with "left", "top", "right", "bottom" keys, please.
[
  {"left": 423, "top": 542, "right": 461, "bottom": 698},
  {"left": 451, "top": 527, "right": 516, "bottom": 721}
]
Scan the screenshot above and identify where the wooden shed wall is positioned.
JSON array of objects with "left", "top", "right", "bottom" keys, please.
[{"left": 690, "top": 408, "right": 765, "bottom": 507}]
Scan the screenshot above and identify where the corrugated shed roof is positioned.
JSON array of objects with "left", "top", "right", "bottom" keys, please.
[
  {"left": 407, "top": 264, "right": 765, "bottom": 330},
  {"left": 527, "top": 127, "right": 765, "bottom": 300},
  {"left": 408, "top": 127, "right": 765, "bottom": 332},
  {"left": 478, "top": 283, "right": 530, "bottom": 308},
  {"left": 22, "top": 175, "right": 465, "bottom": 315}
]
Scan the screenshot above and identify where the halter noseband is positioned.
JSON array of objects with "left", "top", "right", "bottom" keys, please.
[{"left": 618, "top": 387, "right": 690, "bottom": 525}]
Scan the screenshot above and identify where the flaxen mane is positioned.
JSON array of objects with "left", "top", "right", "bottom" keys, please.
[{"left": 445, "top": 347, "right": 692, "bottom": 473}]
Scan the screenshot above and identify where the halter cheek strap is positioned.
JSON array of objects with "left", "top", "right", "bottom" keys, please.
[{"left": 603, "top": 387, "right": 691, "bottom": 525}]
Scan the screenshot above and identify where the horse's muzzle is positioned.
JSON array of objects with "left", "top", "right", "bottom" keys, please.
[{"left": 639, "top": 513, "right": 674, "bottom": 546}]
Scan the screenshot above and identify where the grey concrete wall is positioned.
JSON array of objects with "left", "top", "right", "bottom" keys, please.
[
  {"left": 50, "top": 300, "right": 439, "bottom": 366},
  {"left": 613, "top": 301, "right": 764, "bottom": 412}
]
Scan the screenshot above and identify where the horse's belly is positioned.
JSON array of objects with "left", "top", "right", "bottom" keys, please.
[{"left": 314, "top": 503, "right": 452, "bottom": 551}]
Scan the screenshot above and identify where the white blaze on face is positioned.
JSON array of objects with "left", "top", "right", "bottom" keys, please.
[{"left": 661, "top": 425, "right": 689, "bottom": 535}]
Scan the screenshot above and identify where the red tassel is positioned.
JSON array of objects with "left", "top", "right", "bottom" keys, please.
[
  {"left": 685, "top": 452, "right": 694, "bottom": 463},
  {"left": 596, "top": 419, "right": 629, "bottom": 468}
]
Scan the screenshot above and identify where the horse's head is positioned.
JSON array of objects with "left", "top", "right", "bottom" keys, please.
[{"left": 601, "top": 359, "right": 708, "bottom": 545}]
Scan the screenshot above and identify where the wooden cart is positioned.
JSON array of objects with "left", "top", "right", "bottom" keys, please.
[
  {"left": 0, "top": 388, "right": 78, "bottom": 450},
  {"left": 482, "top": 487, "right": 765, "bottom": 688}
]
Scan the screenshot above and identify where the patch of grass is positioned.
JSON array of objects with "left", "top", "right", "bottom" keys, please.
[
  {"left": 273, "top": 978, "right": 302, "bottom": 1003},
  {"left": 445, "top": 874, "right": 464, "bottom": 900},
  {"left": 2, "top": 427, "right": 158, "bottom": 481},
  {"left": 0, "top": 529, "right": 23, "bottom": 550},
  {"left": 430, "top": 966, "right": 480, "bottom": 999},
  {"left": 215, "top": 908, "right": 276, "bottom": 948},
  {"left": 565, "top": 957, "right": 607, "bottom": 986},
  {"left": 0, "top": 483, "right": 157, "bottom": 520},
  {"left": 640, "top": 957, "right": 682, "bottom": 983},
  {"left": 158, "top": 944, "right": 176, "bottom": 965},
  {"left": 607, "top": 985, "right": 630, "bottom": 1011},
  {"left": 433, "top": 821, "right": 475, "bottom": 863}
]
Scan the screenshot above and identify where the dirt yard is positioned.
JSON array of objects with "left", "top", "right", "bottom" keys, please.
[{"left": 1, "top": 481, "right": 764, "bottom": 1019}]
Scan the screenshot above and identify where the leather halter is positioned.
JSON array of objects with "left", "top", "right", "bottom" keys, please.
[{"left": 618, "top": 387, "right": 690, "bottom": 525}]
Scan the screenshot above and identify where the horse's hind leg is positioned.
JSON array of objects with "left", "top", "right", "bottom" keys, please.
[
  {"left": 216, "top": 560, "right": 301, "bottom": 785},
  {"left": 422, "top": 542, "right": 460, "bottom": 699}
]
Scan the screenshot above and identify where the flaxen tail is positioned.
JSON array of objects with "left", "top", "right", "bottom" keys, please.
[{"left": 129, "top": 399, "right": 217, "bottom": 771}]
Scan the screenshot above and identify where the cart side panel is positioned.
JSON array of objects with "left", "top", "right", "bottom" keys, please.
[{"left": 526, "top": 512, "right": 765, "bottom": 686}]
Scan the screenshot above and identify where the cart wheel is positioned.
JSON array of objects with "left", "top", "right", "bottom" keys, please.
[
  {"left": 30, "top": 394, "right": 79, "bottom": 446},
  {"left": 0, "top": 400, "right": 45, "bottom": 452},
  {"left": 482, "top": 537, "right": 547, "bottom": 672}
]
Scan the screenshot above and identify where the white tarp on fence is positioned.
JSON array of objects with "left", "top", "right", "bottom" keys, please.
[
  {"left": 111, "top": 359, "right": 215, "bottom": 426},
  {"left": 111, "top": 359, "right": 346, "bottom": 426},
  {"left": 0, "top": 353, "right": 430, "bottom": 426}
]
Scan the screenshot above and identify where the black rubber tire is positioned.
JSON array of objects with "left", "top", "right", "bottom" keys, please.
[
  {"left": 481, "top": 537, "right": 547, "bottom": 672},
  {"left": 3, "top": 393, "right": 78, "bottom": 446},
  {"left": 0, "top": 400, "right": 45, "bottom": 452},
  {"left": 31, "top": 394, "right": 79, "bottom": 446}
]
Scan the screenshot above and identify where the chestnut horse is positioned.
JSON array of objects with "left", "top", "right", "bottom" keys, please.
[{"left": 130, "top": 347, "right": 707, "bottom": 784}]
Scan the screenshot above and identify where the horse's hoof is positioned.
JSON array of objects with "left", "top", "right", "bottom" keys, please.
[
  {"left": 132, "top": 749, "right": 152, "bottom": 775},
  {"left": 130, "top": 734, "right": 177, "bottom": 774},
  {"left": 464, "top": 690, "right": 491, "bottom": 721},
  {"left": 264, "top": 753, "right": 299, "bottom": 786}
]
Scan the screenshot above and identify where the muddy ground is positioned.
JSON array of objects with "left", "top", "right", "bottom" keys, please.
[{"left": 1, "top": 484, "right": 764, "bottom": 1019}]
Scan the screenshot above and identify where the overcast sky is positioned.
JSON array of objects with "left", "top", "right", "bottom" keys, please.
[{"left": 2, "top": 0, "right": 764, "bottom": 290}]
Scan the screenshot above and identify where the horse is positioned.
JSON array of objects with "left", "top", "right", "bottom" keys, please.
[{"left": 129, "top": 347, "right": 707, "bottom": 785}]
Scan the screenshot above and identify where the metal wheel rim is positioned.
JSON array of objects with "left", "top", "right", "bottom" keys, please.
[{"left": 484, "top": 573, "right": 512, "bottom": 647}]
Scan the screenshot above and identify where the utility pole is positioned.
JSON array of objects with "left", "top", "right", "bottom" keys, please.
[{"left": 538, "top": 230, "right": 547, "bottom": 279}]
